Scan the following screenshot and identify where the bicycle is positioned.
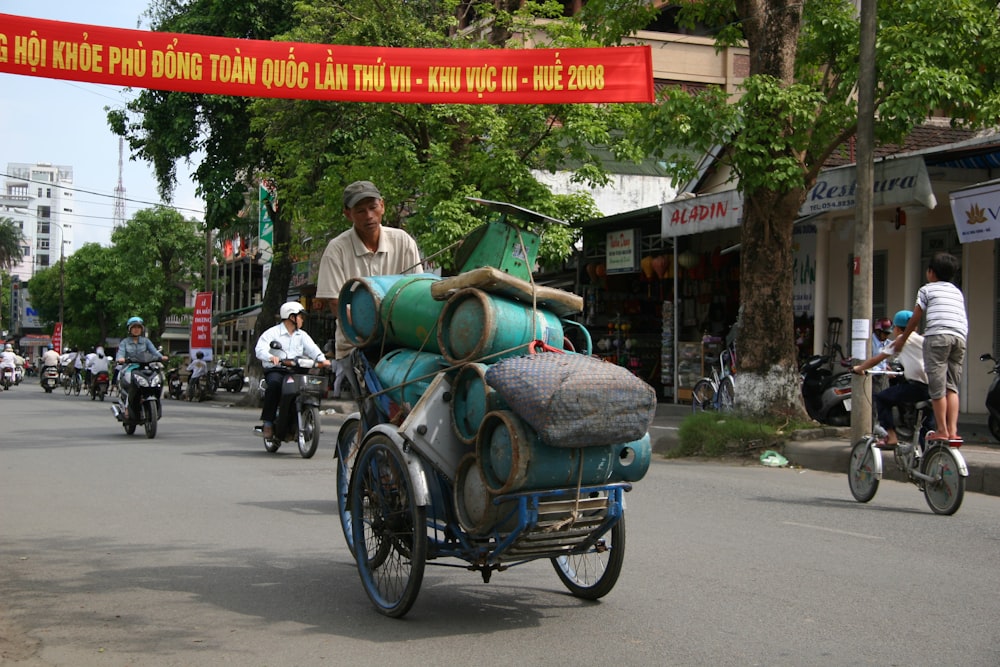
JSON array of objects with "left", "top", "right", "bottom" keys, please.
[
  {"left": 691, "top": 343, "right": 735, "bottom": 413},
  {"left": 64, "top": 369, "right": 82, "bottom": 396},
  {"left": 847, "top": 370, "right": 969, "bottom": 515}
]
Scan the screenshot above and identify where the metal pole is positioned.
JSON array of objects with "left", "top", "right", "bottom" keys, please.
[{"left": 851, "top": 0, "right": 877, "bottom": 443}]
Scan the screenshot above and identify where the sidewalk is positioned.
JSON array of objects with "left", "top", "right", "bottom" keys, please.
[{"left": 654, "top": 402, "right": 1000, "bottom": 498}]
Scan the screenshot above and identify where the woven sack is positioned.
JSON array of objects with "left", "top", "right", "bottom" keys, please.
[{"left": 484, "top": 352, "right": 656, "bottom": 448}]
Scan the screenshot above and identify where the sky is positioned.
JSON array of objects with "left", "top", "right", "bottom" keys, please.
[{"left": 0, "top": 1, "right": 205, "bottom": 250}]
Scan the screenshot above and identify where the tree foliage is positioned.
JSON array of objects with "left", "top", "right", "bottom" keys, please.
[
  {"left": 625, "top": 0, "right": 1000, "bottom": 417},
  {"left": 28, "top": 208, "right": 203, "bottom": 347},
  {"left": 0, "top": 217, "right": 25, "bottom": 272}
]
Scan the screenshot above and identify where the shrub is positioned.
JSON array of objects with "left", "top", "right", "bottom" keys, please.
[{"left": 673, "top": 411, "right": 789, "bottom": 458}]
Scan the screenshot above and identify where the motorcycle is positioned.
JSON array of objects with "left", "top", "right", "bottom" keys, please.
[
  {"left": 253, "top": 341, "right": 326, "bottom": 458},
  {"left": 166, "top": 367, "right": 184, "bottom": 400},
  {"left": 40, "top": 365, "right": 59, "bottom": 393},
  {"left": 800, "top": 351, "right": 852, "bottom": 426},
  {"left": 111, "top": 350, "right": 164, "bottom": 439},
  {"left": 979, "top": 353, "right": 1000, "bottom": 442},
  {"left": 216, "top": 359, "right": 246, "bottom": 393},
  {"left": 1, "top": 366, "right": 13, "bottom": 390},
  {"left": 89, "top": 370, "right": 110, "bottom": 401}
]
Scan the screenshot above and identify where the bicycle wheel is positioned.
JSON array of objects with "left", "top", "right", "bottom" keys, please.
[
  {"left": 336, "top": 417, "right": 361, "bottom": 555},
  {"left": 922, "top": 445, "right": 965, "bottom": 515},
  {"left": 297, "top": 406, "right": 320, "bottom": 459},
  {"left": 350, "top": 434, "right": 426, "bottom": 618},
  {"left": 691, "top": 378, "right": 716, "bottom": 413},
  {"left": 718, "top": 375, "right": 735, "bottom": 412},
  {"left": 847, "top": 437, "right": 880, "bottom": 502},
  {"left": 64, "top": 376, "right": 72, "bottom": 395},
  {"left": 73, "top": 375, "right": 81, "bottom": 396},
  {"left": 551, "top": 515, "right": 625, "bottom": 600}
]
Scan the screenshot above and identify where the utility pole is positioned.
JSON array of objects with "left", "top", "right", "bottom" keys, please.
[{"left": 851, "top": 0, "right": 877, "bottom": 443}]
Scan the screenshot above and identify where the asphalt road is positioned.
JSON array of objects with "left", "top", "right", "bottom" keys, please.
[{"left": 2, "top": 386, "right": 1000, "bottom": 666}]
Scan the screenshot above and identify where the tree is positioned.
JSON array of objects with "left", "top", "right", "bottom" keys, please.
[
  {"left": 111, "top": 207, "right": 205, "bottom": 340},
  {"left": 621, "top": 0, "right": 1000, "bottom": 418},
  {"left": 0, "top": 217, "right": 25, "bottom": 272}
]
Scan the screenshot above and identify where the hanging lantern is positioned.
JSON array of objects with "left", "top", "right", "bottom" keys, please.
[
  {"left": 641, "top": 256, "right": 655, "bottom": 280},
  {"left": 651, "top": 255, "right": 668, "bottom": 280},
  {"left": 677, "top": 250, "right": 699, "bottom": 269}
]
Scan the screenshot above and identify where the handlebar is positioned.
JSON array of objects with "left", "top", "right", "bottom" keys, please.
[{"left": 861, "top": 369, "right": 904, "bottom": 377}]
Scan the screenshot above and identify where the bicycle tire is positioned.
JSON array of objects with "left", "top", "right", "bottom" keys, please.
[
  {"left": 336, "top": 417, "right": 361, "bottom": 556},
  {"left": 847, "top": 437, "right": 880, "bottom": 503},
  {"left": 350, "top": 434, "right": 426, "bottom": 618},
  {"left": 552, "top": 514, "right": 625, "bottom": 600},
  {"left": 921, "top": 445, "right": 965, "bottom": 515},
  {"left": 691, "top": 378, "right": 716, "bottom": 413},
  {"left": 718, "top": 375, "right": 735, "bottom": 412}
]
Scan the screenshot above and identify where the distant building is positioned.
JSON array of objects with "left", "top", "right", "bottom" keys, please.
[{"left": 4, "top": 162, "right": 75, "bottom": 280}]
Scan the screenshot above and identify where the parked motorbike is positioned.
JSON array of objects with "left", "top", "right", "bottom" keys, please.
[
  {"left": 89, "top": 370, "right": 110, "bottom": 401},
  {"left": 979, "top": 353, "right": 1000, "bottom": 442},
  {"left": 216, "top": 359, "right": 245, "bottom": 393},
  {"left": 111, "top": 350, "right": 164, "bottom": 439},
  {"left": 166, "top": 367, "right": 184, "bottom": 400},
  {"left": 253, "top": 341, "right": 326, "bottom": 458},
  {"left": 800, "top": 351, "right": 852, "bottom": 426},
  {"left": 40, "top": 365, "right": 59, "bottom": 393}
]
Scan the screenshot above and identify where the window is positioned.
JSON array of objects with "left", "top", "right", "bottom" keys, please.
[
  {"left": 37, "top": 205, "right": 50, "bottom": 219},
  {"left": 37, "top": 222, "right": 50, "bottom": 235}
]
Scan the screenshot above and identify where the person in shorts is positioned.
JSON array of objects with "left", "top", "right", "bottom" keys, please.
[{"left": 895, "top": 252, "right": 967, "bottom": 443}]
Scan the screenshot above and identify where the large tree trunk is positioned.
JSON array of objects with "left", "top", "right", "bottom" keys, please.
[
  {"left": 736, "top": 189, "right": 809, "bottom": 419},
  {"left": 732, "top": 0, "right": 810, "bottom": 419}
]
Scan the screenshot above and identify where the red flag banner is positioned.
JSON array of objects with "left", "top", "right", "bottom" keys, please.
[
  {"left": 0, "top": 14, "right": 654, "bottom": 104},
  {"left": 52, "top": 322, "right": 63, "bottom": 355},
  {"left": 190, "top": 292, "right": 213, "bottom": 351}
]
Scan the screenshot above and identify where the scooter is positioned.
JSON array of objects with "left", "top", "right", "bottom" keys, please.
[
  {"left": 40, "top": 365, "right": 59, "bottom": 393},
  {"left": 800, "top": 351, "right": 852, "bottom": 426},
  {"left": 253, "top": 341, "right": 326, "bottom": 459},
  {"left": 89, "top": 370, "right": 110, "bottom": 401},
  {"left": 166, "top": 367, "right": 184, "bottom": 400},
  {"left": 979, "top": 353, "right": 1000, "bottom": 442},
  {"left": 0, "top": 367, "right": 13, "bottom": 390},
  {"left": 111, "top": 350, "right": 164, "bottom": 439},
  {"left": 216, "top": 359, "right": 246, "bottom": 393}
]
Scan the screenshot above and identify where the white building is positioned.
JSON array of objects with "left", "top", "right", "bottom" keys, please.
[{"left": 4, "top": 162, "right": 75, "bottom": 280}]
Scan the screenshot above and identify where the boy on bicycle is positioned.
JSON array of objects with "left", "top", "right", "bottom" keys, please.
[{"left": 851, "top": 310, "right": 933, "bottom": 450}]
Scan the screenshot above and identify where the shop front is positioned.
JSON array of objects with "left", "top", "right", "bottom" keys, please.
[{"left": 578, "top": 193, "right": 742, "bottom": 403}]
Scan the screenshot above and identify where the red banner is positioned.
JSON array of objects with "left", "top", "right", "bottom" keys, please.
[
  {"left": 190, "top": 292, "right": 213, "bottom": 351},
  {"left": 52, "top": 322, "right": 62, "bottom": 354},
  {"left": 0, "top": 14, "right": 654, "bottom": 104}
]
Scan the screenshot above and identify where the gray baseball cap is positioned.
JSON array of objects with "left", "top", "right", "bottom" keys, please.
[{"left": 343, "top": 180, "right": 382, "bottom": 209}]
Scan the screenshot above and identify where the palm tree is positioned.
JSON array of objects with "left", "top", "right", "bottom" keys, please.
[{"left": 0, "top": 217, "right": 25, "bottom": 271}]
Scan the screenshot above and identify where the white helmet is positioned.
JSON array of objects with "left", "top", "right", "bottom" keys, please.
[
  {"left": 279, "top": 301, "right": 306, "bottom": 320},
  {"left": 3, "top": 343, "right": 11, "bottom": 351}
]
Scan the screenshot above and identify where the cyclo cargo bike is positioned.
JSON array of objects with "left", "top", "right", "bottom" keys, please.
[{"left": 334, "top": 200, "right": 655, "bottom": 617}]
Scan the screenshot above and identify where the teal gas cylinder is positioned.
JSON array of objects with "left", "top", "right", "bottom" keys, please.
[
  {"left": 337, "top": 274, "right": 410, "bottom": 347},
  {"left": 379, "top": 274, "right": 445, "bottom": 353},
  {"left": 453, "top": 454, "right": 519, "bottom": 536},
  {"left": 437, "top": 288, "right": 565, "bottom": 364},
  {"left": 454, "top": 221, "right": 540, "bottom": 282},
  {"left": 611, "top": 433, "right": 652, "bottom": 483},
  {"left": 374, "top": 348, "right": 447, "bottom": 408},
  {"left": 476, "top": 410, "right": 615, "bottom": 494},
  {"left": 450, "top": 362, "right": 508, "bottom": 444}
]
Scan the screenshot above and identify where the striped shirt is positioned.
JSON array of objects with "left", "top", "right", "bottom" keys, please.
[{"left": 916, "top": 281, "right": 967, "bottom": 340}]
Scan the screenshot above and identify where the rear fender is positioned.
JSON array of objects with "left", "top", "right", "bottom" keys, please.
[{"left": 361, "top": 424, "right": 431, "bottom": 506}]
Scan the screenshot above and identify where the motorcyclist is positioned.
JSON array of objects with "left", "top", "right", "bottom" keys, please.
[
  {"left": 88, "top": 346, "right": 110, "bottom": 376},
  {"left": 186, "top": 351, "right": 208, "bottom": 397},
  {"left": 41, "top": 345, "right": 60, "bottom": 373},
  {"left": 254, "top": 301, "right": 330, "bottom": 439},
  {"left": 0, "top": 343, "right": 16, "bottom": 388},
  {"left": 116, "top": 317, "right": 168, "bottom": 392}
]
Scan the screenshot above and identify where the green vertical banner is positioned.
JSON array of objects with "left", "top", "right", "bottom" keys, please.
[{"left": 259, "top": 183, "right": 274, "bottom": 294}]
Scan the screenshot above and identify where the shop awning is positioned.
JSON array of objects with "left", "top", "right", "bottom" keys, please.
[{"left": 949, "top": 178, "right": 1000, "bottom": 243}]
